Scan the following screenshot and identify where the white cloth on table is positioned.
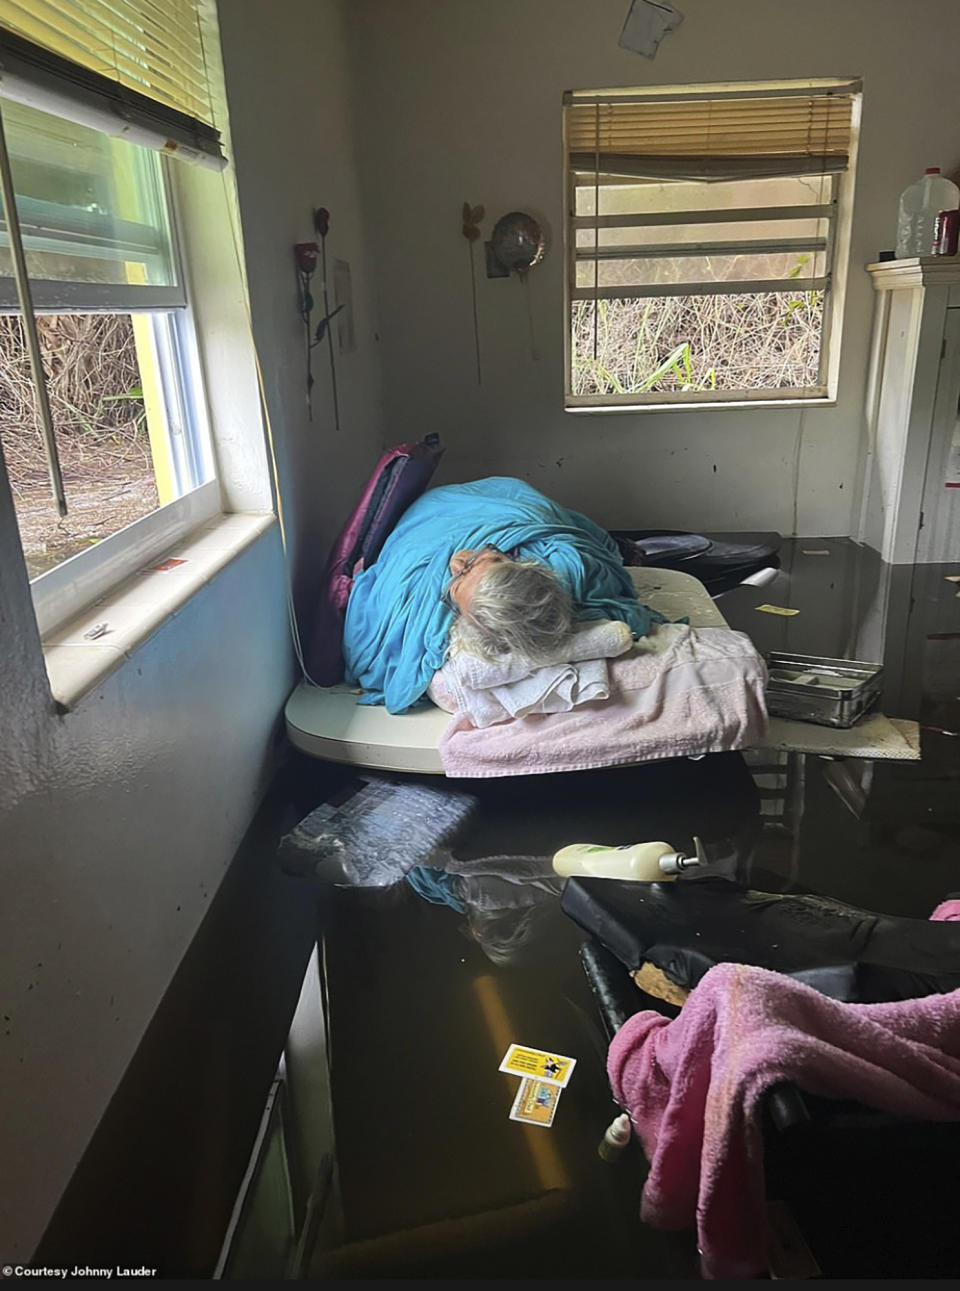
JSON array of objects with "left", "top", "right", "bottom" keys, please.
[{"left": 430, "top": 619, "right": 634, "bottom": 729}]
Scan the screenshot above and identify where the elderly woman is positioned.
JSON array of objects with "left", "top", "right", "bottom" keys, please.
[
  {"left": 445, "top": 545, "right": 575, "bottom": 659},
  {"left": 343, "top": 476, "right": 663, "bottom": 713}
]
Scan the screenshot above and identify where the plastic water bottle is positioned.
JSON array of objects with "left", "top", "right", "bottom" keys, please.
[{"left": 896, "top": 167, "right": 960, "bottom": 258}]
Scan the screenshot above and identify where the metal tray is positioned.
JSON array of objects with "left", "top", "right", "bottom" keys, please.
[{"left": 764, "top": 651, "right": 883, "bottom": 729}]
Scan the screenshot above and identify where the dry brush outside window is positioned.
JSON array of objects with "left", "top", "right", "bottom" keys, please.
[{"left": 1, "top": 313, "right": 156, "bottom": 578}]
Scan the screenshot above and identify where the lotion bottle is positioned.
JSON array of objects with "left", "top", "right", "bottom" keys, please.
[{"left": 552, "top": 838, "right": 704, "bottom": 882}]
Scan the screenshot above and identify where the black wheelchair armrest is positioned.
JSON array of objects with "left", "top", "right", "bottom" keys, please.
[
  {"left": 578, "top": 937, "right": 814, "bottom": 1132},
  {"left": 579, "top": 939, "right": 660, "bottom": 1041}
]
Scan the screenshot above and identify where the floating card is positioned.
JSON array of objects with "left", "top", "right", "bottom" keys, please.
[
  {"left": 499, "top": 1043, "right": 576, "bottom": 1088},
  {"left": 510, "top": 1077, "right": 561, "bottom": 1128},
  {"left": 755, "top": 603, "right": 800, "bottom": 617},
  {"left": 802, "top": 549, "right": 830, "bottom": 556}
]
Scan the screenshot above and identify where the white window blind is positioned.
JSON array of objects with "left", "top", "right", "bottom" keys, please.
[
  {"left": 0, "top": 0, "right": 213, "bottom": 123},
  {"left": 0, "top": 1, "right": 224, "bottom": 168},
  {"left": 564, "top": 80, "right": 861, "bottom": 406},
  {"left": 566, "top": 84, "right": 858, "bottom": 183}
]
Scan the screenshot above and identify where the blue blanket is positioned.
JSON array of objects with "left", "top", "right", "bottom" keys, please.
[{"left": 342, "top": 477, "right": 665, "bottom": 713}]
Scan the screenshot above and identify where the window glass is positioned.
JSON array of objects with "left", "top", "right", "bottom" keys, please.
[
  {"left": 571, "top": 291, "right": 823, "bottom": 398},
  {"left": 0, "top": 94, "right": 211, "bottom": 594},
  {"left": 574, "top": 174, "right": 832, "bottom": 219},
  {"left": 575, "top": 217, "right": 829, "bottom": 250},
  {"left": 0, "top": 97, "right": 177, "bottom": 287},
  {"left": 576, "top": 251, "right": 827, "bottom": 290},
  {"left": 0, "top": 311, "right": 197, "bottom": 578}
]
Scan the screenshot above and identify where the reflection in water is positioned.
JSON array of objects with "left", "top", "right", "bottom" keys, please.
[
  {"left": 352, "top": 752, "right": 766, "bottom": 966},
  {"left": 722, "top": 539, "right": 960, "bottom": 915}
]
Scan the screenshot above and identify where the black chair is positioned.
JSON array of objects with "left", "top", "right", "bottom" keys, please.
[{"left": 609, "top": 529, "right": 781, "bottom": 596}]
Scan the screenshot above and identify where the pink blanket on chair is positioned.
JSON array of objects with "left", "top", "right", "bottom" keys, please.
[
  {"left": 435, "top": 624, "right": 768, "bottom": 777},
  {"left": 607, "top": 955, "right": 960, "bottom": 1280}
]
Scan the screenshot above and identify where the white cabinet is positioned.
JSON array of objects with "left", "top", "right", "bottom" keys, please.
[{"left": 858, "top": 258, "right": 960, "bottom": 564}]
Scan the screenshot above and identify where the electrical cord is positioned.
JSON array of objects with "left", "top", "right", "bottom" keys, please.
[{"left": 219, "top": 168, "right": 319, "bottom": 686}]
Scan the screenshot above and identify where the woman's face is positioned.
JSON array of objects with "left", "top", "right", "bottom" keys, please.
[{"left": 447, "top": 547, "right": 510, "bottom": 613}]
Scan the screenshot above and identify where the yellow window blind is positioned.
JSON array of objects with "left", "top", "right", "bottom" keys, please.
[
  {"left": 566, "top": 84, "right": 859, "bottom": 182},
  {"left": 0, "top": 0, "right": 213, "bottom": 126}
]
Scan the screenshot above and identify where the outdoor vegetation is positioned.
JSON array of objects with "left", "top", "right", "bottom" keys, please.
[
  {"left": 0, "top": 314, "right": 157, "bottom": 578},
  {"left": 571, "top": 288, "right": 823, "bottom": 397}
]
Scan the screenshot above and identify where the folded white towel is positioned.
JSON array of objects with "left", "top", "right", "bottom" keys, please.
[
  {"left": 436, "top": 659, "right": 610, "bottom": 729},
  {"left": 433, "top": 618, "right": 633, "bottom": 729},
  {"left": 449, "top": 618, "right": 633, "bottom": 690},
  {"left": 492, "top": 657, "right": 609, "bottom": 719}
]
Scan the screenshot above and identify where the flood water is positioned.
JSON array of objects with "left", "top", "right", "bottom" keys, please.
[{"left": 303, "top": 539, "right": 960, "bottom": 1279}]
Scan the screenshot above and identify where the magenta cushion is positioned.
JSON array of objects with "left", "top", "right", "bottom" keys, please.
[{"left": 304, "top": 435, "right": 443, "bottom": 684}]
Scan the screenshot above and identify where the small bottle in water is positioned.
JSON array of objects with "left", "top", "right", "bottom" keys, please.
[
  {"left": 896, "top": 167, "right": 960, "bottom": 258},
  {"left": 598, "top": 1112, "right": 632, "bottom": 1162}
]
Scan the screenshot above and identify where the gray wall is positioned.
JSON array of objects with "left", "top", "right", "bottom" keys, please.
[
  {"left": 0, "top": 0, "right": 383, "bottom": 1261},
  {"left": 220, "top": 0, "right": 385, "bottom": 609},
  {"left": 0, "top": 487, "right": 291, "bottom": 1263},
  {"left": 344, "top": 0, "right": 960, "bottom": 536}
]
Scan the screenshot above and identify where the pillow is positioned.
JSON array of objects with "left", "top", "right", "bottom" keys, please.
[{"left": 305, "top": 435, "right": 443, "bottom": 685}]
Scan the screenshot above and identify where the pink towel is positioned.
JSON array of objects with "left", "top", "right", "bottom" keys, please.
[
  {"left": 437, "top": 624, "right": 767, "bottom": 777},
  {"left": 932, "top": 899, "right": 960, "bottom": 922},
  {"left": 608, "top": 960, "right": 960, "bottom": 1279}
]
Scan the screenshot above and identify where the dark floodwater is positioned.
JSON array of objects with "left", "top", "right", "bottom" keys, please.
[{"left": 307, "top": 539, "right": 960, "bottom": 1279}]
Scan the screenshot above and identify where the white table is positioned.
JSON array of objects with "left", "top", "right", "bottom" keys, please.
[{"left": 285, "top": 568, "right": 920, "bottom": 773}]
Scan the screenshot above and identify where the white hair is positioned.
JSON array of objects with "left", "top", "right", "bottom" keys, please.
[{"left": 451, "top": 559, "right": 574, "bottom": 661}]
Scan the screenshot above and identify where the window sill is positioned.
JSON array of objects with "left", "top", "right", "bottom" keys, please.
[
  {"left": 43, "top": 512, "right": 276, "bottom": 713},
  {"left": 564, "top": 396, "right": 838, "bottom": 415}
]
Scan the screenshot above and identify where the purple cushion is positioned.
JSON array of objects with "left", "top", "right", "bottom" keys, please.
[{"left": 305, "top": 436, "right": 443, "bottom": 685}]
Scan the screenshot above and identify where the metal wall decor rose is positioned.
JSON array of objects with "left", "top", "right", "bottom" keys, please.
[
  {"left": 487, "top": 211, "right": 546, "bottom": 276},
  {"left": 294, "top": 208, "right": 343, "bottom": 427}
]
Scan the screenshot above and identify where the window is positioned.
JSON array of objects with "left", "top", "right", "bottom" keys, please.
[
  {"left": 0, "top": 97, "right": 215, "bottom": 630},
  {"left": 563, "top": 80, "right": 861, "bottom": 410},
  {"left": 0, "top": 3, "right": 229, "bottom": 636}
]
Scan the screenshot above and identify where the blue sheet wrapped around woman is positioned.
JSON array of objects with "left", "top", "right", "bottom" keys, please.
[{"left": 342, "top": 476, "right": 665, "bottom": 713}]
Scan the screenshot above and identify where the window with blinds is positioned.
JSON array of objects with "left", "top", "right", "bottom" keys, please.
[
  {"left": 0, "top": 0, "right": 212, "bottom": 122},
  {"left": 0, "top": 3, "right": 222, "bottom": 624},
  {"left": 564, "top": 80, "right": 861, "bottom": 408},
  {"left": 0, "top": 1, "right": 223, "bottom": 166}
]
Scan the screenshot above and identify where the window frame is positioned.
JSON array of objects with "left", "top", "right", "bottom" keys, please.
[
  {"left": 562, "top": 80, "right": 861, "bottom": 413},
  {"left": 30, "top": 477, "right": 220, "bottom": 636},
  {"left": 0, "top": 122, "right": 223, "bottom": 637}
]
